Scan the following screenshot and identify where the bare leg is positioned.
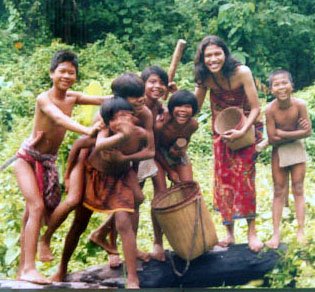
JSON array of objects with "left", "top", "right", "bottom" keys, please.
[
  {"left": 51, "top": 205, "right": 92, "bottom": 282},
  {"left": 150, "top": 162, "right": 167, "bottom": 261},
  {"left": 88, "top": 215, "right": 119, "bottom": 254},
  {"left": 115, "top": 211, "right": 139, "bottom": 289},
  {"left": 218, "top": 223, "right": 235, "bottom": 247},
  {"left": 14, "top": 159, "right": 50, "bottom": 285},
  {"left": 39, "top": 151, "right": 87, "bottom": 262},
  {"left": 16, "top": 209, "right": 28, "bottom": 280},
  {"left": 266, "top": 150, "right": 288, "bottom": 249},
  {"left": 291, "top": 163, "right": 306, "bottom": 244},
  {"left": 247, "top": 219, "right": 264, "bottom": 252}
]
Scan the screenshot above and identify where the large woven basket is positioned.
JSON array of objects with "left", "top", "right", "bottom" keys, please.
[
  {"left": 152, "top": 181, "right": 217, "bottom": 260},
  {"left": 214, "top": 107, "right": 255, "bottom": 150}
]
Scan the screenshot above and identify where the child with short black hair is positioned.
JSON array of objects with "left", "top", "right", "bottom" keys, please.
[
  {"left": 265, "top": 69, "right": 312, "bottom": 249},
  {"left": 14, "top": 49, "right": 109, "bottom": 284},
  {"left": 52, "top": 98, "right": 147, "bottom": 288},
  {"left": 151, "top": 90, "right": 199, "bottom": 260}
]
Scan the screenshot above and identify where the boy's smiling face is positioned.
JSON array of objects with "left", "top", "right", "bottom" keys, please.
[
  {"left": 144, "top": 74, "right": 167, "bottom": 101},
  {"left": 173, "top": 104, "right": 193, "bottom": 124},
  {"left": 270, "top": 73, "right": 293, "bottom": 101},
  {"left": 127, "top": 96, "right": 145, "bottom": 113},
  {"left": 50, "top": 61, "right": 77, "bottom": 91}
]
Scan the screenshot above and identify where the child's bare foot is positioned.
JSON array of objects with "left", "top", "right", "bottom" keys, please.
[
  {"left": 38, "top": 240, "right": 54, "bottom": 262},
  {"left": 49, "top": 269, "right": 66, "bottom": 282},
  {"left": 217, "top": 235, "right": 235, "bottom": 248},
  {"left": 137, "top": 249, "right": 150, "bottom": 262},
  {"left": 297, "top": 229, "right": 306, "bottom": 244},
  {"left": 20, "top": 270, "right": 51, "bottom": 285},
  {"left": 265, "top": 234, "right": 280, "bottom": 249},
  {"left": 126, "top": 279, "right": 139, "bottom": 289},
  {"left": 150, "top": 244, "right": 165, "bottom": 261},
  {"left": 248, "top": 234, "right": 264, "bottom": 252},
  {"left": 108, "top": 254, "right": 122, "bottom": 269},
  {"left": 88, "top": 233, "right": 119, "bottom": 255}
]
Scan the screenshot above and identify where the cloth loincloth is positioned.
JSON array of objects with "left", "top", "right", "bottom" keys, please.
[
  {"left": 278, "top": 140, "right": 307, "bottom": 168},
  {"left": 16, "top": 139, "right": 61, "bottom": 210},
  {"left": 137, "top": 158, "right": 158, "bottom": 182},
  {"left": 83, "top": 162, "right": 134, "bottom": 213}
]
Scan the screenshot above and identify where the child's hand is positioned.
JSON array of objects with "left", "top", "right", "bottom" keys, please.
[
  {"left": 167, "top": 170, "right": 181, "bottom": 184},
  {"left": 117, "top": 121, "right": 132, "bottom": 138},
  {"left": 169, "top": 146, "right": 184, "bottom": 158},
  {"left": 298, "top": 118, "right": 311, "bottom": 131},
  {"left": 168, "top": 81, "right": 178, "bottom": 94},
  {"left": 88, "top": 121, "right": 103, "bottom": 137}
]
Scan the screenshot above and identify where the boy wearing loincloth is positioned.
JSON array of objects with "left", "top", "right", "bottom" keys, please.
[
  {"left": 265, "top": 69, "right": 312, "bottom": 249},
  {"left": 13, "top": 50, "right": 109, "bottom": 284},
  {"left": 151, "top": 90, "right": 199, "bottom": 261},
  {"left": 52, "top": 98, "right": 147, "bottom": 289},
  {"left": 88, "top": 73, "right": 154, "bottom": 266}
]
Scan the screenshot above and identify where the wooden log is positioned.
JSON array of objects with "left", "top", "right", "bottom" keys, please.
[{"left": 0, "top": 244, "right": 284, "bottom": 289}]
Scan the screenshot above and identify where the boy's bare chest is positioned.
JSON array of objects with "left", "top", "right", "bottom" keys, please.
[{"left": 274, "top": 106, "right": 299, "bottom": 130}]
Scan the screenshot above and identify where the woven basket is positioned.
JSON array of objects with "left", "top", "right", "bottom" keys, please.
[
  {"left": 152, "top": 181, "right": 217, "bottom": 260},
  {"left": 214, "top": 107, "right": 255, "bottom": 150}
]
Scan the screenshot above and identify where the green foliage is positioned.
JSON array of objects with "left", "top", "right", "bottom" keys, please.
[{"left": 79, "top": 34, "right": 137, "bottom": 81}]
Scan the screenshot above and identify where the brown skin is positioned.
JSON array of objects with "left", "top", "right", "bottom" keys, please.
[
  {"left": 88, "top": 102, "right": 154, "bottom": 264},
  {"left": 38, "top": 137, "right": 95, "bottom": 262},
  {"left": 14, "top": 61, "right": 109, "bottom": 284},
  {"left": 52, "top": 113, "right": 147, "bottom": 289},
  {"left": 265, "top": 81, "right": 311, "bottom": 249},
  {"left": 150, "top": 109, "right": 198, "bottom": 261},
  {"left": 194, "top": 44, "right": 263, "bottom": 252}
]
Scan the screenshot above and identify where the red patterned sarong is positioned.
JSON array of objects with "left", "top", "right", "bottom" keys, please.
[
  {"left": 210, "top": 87, "right": 263, "bottom": 225},
  {"left": 16, "top": 140, "right": 61, "bottom": 210},
  {"left": 83, "top": 162, "right": 134, "bottom": 214}
]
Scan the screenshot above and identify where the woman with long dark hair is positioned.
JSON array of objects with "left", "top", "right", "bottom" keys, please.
[{"left": 194, "top": 35, "right": 264, "bottom": 252}]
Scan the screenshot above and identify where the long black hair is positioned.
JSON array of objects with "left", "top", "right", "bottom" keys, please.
[{"left": 194, "top": 35, "right": 241, "bottom": 87}]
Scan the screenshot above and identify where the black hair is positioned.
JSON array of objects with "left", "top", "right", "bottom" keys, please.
[
  {"left": 194, "top": 35, "right": 241, "bottom": 86},
  {"left": 167, "top": 90, "right": 198, "bottom": 116},
  {"left": 50, "top": 50, "right": 79, "bottom": 74},
  {"left": 100, "top": 97, "right": 133, "bottom": 126},
  {"left": 268, "top": 69, "right": 294, "bottom": 89},
  {"left": 111, "top": 73, "right": 144, "bottom": 98},
  {"left": 141, "top": 65, "right": 169, "bottom": 86}
]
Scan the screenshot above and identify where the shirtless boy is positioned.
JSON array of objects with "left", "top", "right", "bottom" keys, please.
[
  {"left": 52, "top": 98, "right": 147, "bottom": 289},
  {"left": 13, "top": 50, "right": 108, "bottom": 284},
  {"left": 265, "top": 69, "right": 312, "bottom": 249},
  {"left": 151, "top": 90, "right": 199, "bottom": 260},
  {"left": 88, "top": 73, "right": 154, "bottom": 266}
]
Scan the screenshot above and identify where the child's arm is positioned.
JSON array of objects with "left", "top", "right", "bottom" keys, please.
[
  {"left": 64, "top": 136, "right": 96, "bottom": 189},
  {"left": 118, "top": 110, "right": 155, "bottom": 162},
  {"left": 276, "top": 101, "right": 312, "bottom": 141},
  {"left": 266, "top": 107, "right": 283, "bottom": 145},
  {"left": 74, "top": 92, "right": 113, "bottom": 105},
  {"left": 95, "top": 126, "right": 129, "bottom": 152},
  {"left": 38, "top": 95, "right": 101, "bottom": 136}
]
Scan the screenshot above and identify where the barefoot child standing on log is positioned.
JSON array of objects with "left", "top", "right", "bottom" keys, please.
[
  {"left": 13, "top": 50, "right": 109, "bottom": 284},
  {"left": 265, "top": 69, "right": 312, "bottom": 249},
  {"left": 151, "top": 90, "right": 199, "bottom": 261},
  {"left": 88, "top": 73, "right": 154, "bottom": 267},
  {"left": 52, "top": 98, "right": 148, "bottom": 289},
  {"left": 194, "top": 35, "right": 264, "bottom": 252}
]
